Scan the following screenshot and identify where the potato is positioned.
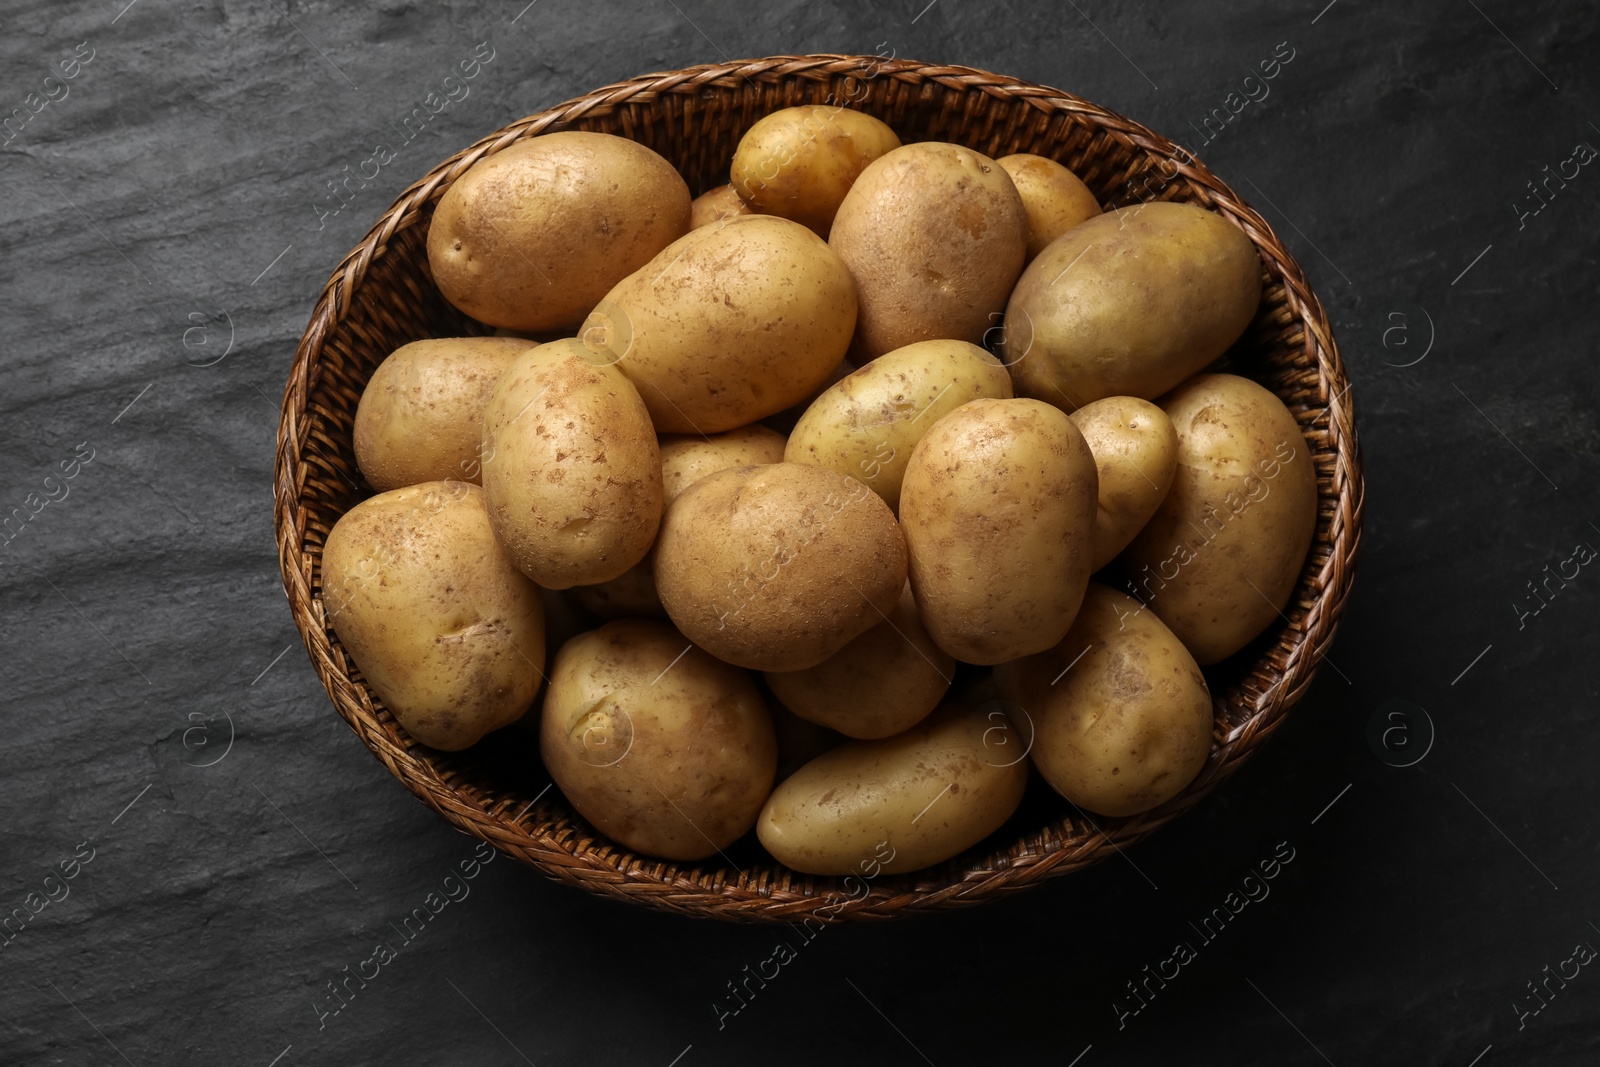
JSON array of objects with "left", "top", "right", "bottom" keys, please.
[
  {"left": 690, "top": 183, "right": 752, "bottom": 228},
  {"left": 765, "top": 584, "right": 954, "bottom": 739},
  {"left": 730, "top": 105, "right": 901, "bottom": 237},
  {"left": 480, "top": 339, "right": 661, "bottom": 589},
  {"left": 995, "top": 583, "right": 1213, "bottom": 817},
  {"left": 660, "top": 425, "right": 788, "bottom": 502},
  {"left": 540, "top": 620, "right": 775, "bottom": 861},
  {"left": 426, "top": 132, "right": 689, "bottom": 333},
  {"left": 1124, "top": 374, "right": 1317, "bottom": 664},
  {"left": 1068, "top": 396, "right": 1179, "bottom": 571},
  {"left": 352, "top": 337, "right": 530, "bottom": 492},
  {"left": 899, "top": 398, "right": 1096, "bottom": 664},
  {"left": 999, "top": 201, "right": 1262, "bottom": 409},
  {"left": 322, "top": 481, "right": 544, "bottom": 751},
  {"left": 784, "top": 340, "right": 1013, "bottom": 510},
  {"left": 996, "top": 154, "right": 1101, "bottom": 262},
  {"left": 829, "top": 142, "right": 1027, "bottom": 361},
  {"left": 570, "top": 559, "right": 666, "bottom": 620},
  {"left": 757, "top": 705, "right": 1028, "bottom": 875},
  {"left": 582, "top": 215, "right": 857, "bottom": 433},
  {"left": 654, "top": 462, "right": 907, "bottom": 672}
]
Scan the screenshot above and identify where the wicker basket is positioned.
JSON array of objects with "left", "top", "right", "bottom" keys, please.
[{"left": 274, "top": 54, "right": 1362, "bottom": 922}]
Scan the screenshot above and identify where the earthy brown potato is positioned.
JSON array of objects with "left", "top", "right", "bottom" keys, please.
[
  {"left": 1068, "top": 396, "right": 1179, "bottom": 571},
  {"left": 352, "top": 337, "right": 531, "bottom": 491},
  {"left": 899, "top": 398, "right": 1097, "bottom": 664},
  {"left": 660, "top": 425, "right": 788, "bottom": 502},
  {"left": 427, "top": 131, "right": 690, "bottom": 332},
  {"left": 999, "top": 201, "right": 1262, "bottom": 410},
  {"left": 322, "top": 481, "right": 544, "bottom": 751},
  {"left": 830, "top": 141, "right": 1027, "bottom": 361},
  {"left": 690, "top": 183, "right": 752, "bottom": 228},
  {"left": 996, "top": 153, "right": 1102, "bottom": 262},
  {"left": 582, "top": 215, "right": 857, "bottom": 432},
  {"left": 995, "top": 583, "right": 1213, "bottom": 817},
  {"left": 730, "top": 105, "right": 901, "bottom": 237},
  {"left": 540, "top": 620, "right": 776, "bottom": 861},
  {"left": 1123, "top": 374, "right": 1318, "bottom": 665},
  {"left": 654, "top": 462, "right": 907, "bottom": 672},
  {"left": 765, "top": 584, "right": 954, "bottom": 739}
]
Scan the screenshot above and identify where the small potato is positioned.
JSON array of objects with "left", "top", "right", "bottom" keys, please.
[
  {"left": 785, "top": 340, "right": 1013, "bottom": 509},
  {"left": 660, "top": 425, "right": 788, "bottom": 502},
  {"left": 765, "top": 584, "right": 954, "bottom": 739},
  {"left": 481, "top": 339, "right": 662, "bottom": 589},
  {"left": 322, "top": 481, "right": 544, "bottom": 751},
  {"left": 353, "top": 337, "right": 530, "bottom": 491},
  {"left": 583, "top": 215, "right": 857, "bottom": 433},
  {"left": 570, "top": 558, "right": 667, "bottom": 620},
  {"left": 541, "top": 620, "right": 776, "bottom": 861},
  {"left": 996, "top": 153, "right": 1101, "bottom": 262},
  {"left": 899, "top": 398, "right": 1097, "bottom": 664},
  {"left": 654, "top": 462, "right": 907, "bottom": 672},
  {"left": 690, "top": 183, "right": 753, "bottom": 228},
  {"left": 730, "top": 105, "right": 901, "bottom": 237},
  {"left": 830, "top": 141, "right": 1027, "bottom": 361},
  {"left": 427, "top": 131, "right": 690, "bottom": 332},
  {"left": 1123, "top": 374, "right": 1317, "bottom": 664},
  {"left": 995, "top": 583, "right": 1213, "bottom": 817},
  {"left": 1068, "top": 396, "right": 1179, "bottom": 571},
  {"left": 757, "top": 705, "right": 1028, "bottom": 875}
]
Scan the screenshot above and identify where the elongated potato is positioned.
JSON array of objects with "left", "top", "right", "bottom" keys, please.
[
  {"left": 1000, "top": 201, "right": 1262, "bottom": 409},
  {"left": 730, "top": 105, "right": 901, "bottom": 236},
  {"left": 480, "top": 339, "right": 661, "bottom": 589},
  {"left": 1123, "top": 374, "right": 1317, "bottom": 664},
  {"left": 757, "top": 705, "right": 1028, "bottom": 874},
  {"left": 899, "top": 398, "right": 1097, "bottom": 664},
  {"left": 996, "top": 154, "right": 1101, "bottom": 262},
  {"left": 690, "top": 183, "right": 752, "bottom": 228},
  {"left": 1068, "top": 396, "right": 1179, "bottom": 570},
  {"left": 785, "top": 340, "right": 1013, "bottom": 509},
  {"left": 323, "top": 481, "right": 544, "bottom": 751}
]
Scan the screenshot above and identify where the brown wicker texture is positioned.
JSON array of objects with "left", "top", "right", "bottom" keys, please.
[{"left": 274, "top": 54, "right": 1362, "bottom": 922}]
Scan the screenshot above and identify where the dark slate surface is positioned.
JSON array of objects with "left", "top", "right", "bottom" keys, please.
[{"left": 2, "top": 1, "right": 1597, "bottom": 1064}]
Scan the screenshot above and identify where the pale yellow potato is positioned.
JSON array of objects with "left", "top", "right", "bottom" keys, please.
[
  {"left": 996, "top": 153, "right": 1102, "bottom": 262},
  {"left": 582, "top": 215, "right": 857, "bottom": 432},
  {"left": 765, "top": 584, "right": 954, "bottom": 739},
  {"left": 352, "top": 337, "right": 530, "bottom": 491},
  {"left": 480, "top": 339, "right": 662, "bottom": 589},
  {"left": 689, "top": 183, "right": 753, "bottom": 228},
  {"left": 830, "top": 141, "right": 1027, "bottom": 361},
  {"left": 1068, "top": 396, "right": 1179, "bottom": 571},
  {"left": 757, "top": 705, "right": 1028, "bottom": 875},
  {"left": 899, "top": 398, "right": 1096, "bottom": 664},
  {"left": 1000, "top": 201, "right": 1262, "bottom": 410},
  {"left": 730, "top": 105, "right": 901, "bottom": 237},
  {"left": 1123, "top": 374, "right": 1317, "bottom": 665},
  {"left": 654, "top": 462, "right": 907, "bottom": 672},
  {"left": 784, "top": 340, "right": 1013, "bottom": 510},
  {"left": 322, "top": 481, "right": 544, "bottom": 751},
  {"left": 540, "top": 620, "right": 776, "bottom": 861},
  {"left": 660, "top": 425, "right": 788, "bottom": 503},
  {"left": 995, "top": 583, "right": 1213, "bottom": 817}
]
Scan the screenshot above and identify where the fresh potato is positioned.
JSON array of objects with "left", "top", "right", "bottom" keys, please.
[
  {"left": 660, "top": 425, "right": 788, "bottom": 502},
  {"left": 765, "top": 584, "right": 954, "bottom": 739},
  {"left": 480, "top": 339, "right": 661, "bottom": 589},
  {"left": 322, "top": 481, "right": 544, "bottom": 751},
  {"left": 1123, "top": 373, "right": 1317, "bottom": 665},
  {"left": 690, "top": 183, "right": 752, "bottom": 228},
  {"left": 995, "top": 583, "right": 1213, "bottom": 817},
  {"left": 570, "top": 559, "right": 666, "bottom": 619},
  {"left": 999, "top": 201, "right": 1262, "bottom": 409},
  {"left": 582, "top": 215, "right": 857, "bottom": 433},
  {"left": 730, "top": 105, "right": 901, "bottom": 237},
  {"left": 1068, "top": 396, "right": 1179, "bottom": 571},
  {"left": 540, "top": 620, "right": 776, "bottom": 861},
  {"left": 830, "top": 141, "right": 1027, "bottom": 361},
  {"left": 996, "top": 154, "right": 1101, "bottom": 262},
  {"left": 757, "top": 705, "right": 1028, "bottom": 875},
  {"left": 899, "top": 398, "right": 1096, "bottom": 664},
  {"left": 654, "top": 462, "right": 907, "bottom": 672},
  {"left": 427, "top": 132, "right": 690, "bottom": 333},
  {"left": 352, "top": 337, "right": 530, "bottom": 492},
  {"left": 784, "top": 340, "right": 1013, "bottom": 509}
]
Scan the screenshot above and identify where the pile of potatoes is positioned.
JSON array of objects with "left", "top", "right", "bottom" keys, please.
[{"left": 322, "top": 106, "right": 1318, "bottom": 878}]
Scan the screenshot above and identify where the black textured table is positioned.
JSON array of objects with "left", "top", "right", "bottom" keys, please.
[{"left": 3, "top": 2, "right": 1597, "bottom": 1064}]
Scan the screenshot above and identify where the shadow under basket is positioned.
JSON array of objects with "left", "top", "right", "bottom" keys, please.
[{"left": 274, "top": 54, "right": 1363, "bottom": 922}]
